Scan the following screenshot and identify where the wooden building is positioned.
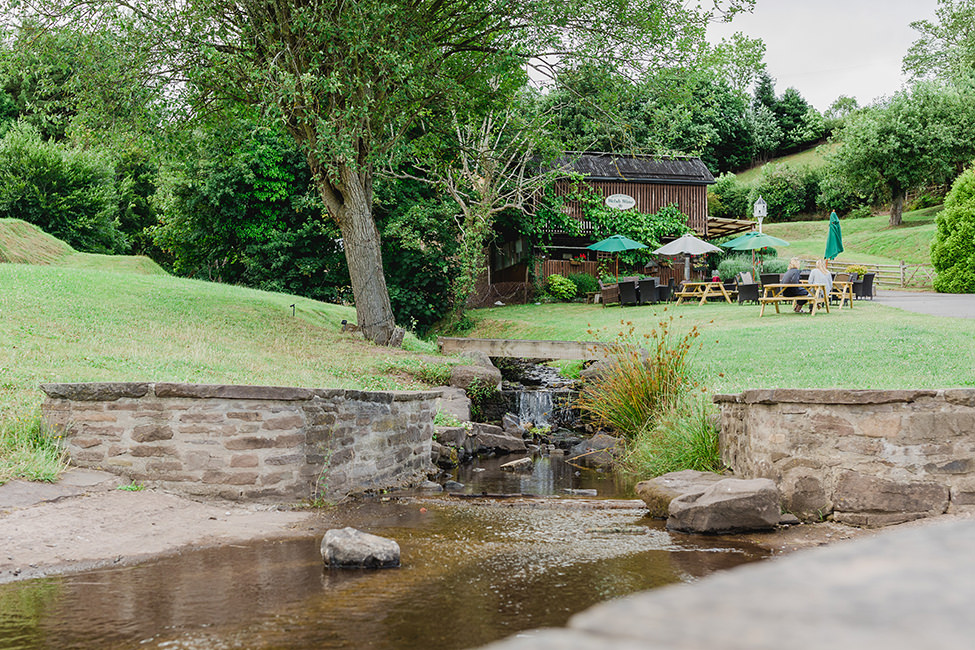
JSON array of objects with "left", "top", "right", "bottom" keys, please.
[{"left": 473, "top": 152, "right": 753, "bottom": 306}]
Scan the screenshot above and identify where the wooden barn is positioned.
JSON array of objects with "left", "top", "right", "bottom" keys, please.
[{"left": 473, "top": 152, "right": 753, "bottom": 306}]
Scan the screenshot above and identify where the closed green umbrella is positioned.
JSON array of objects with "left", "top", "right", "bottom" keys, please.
[
  {"left": 825, "top": 211, "right": 844, "bottom": 260},
  {"left": 587, "top": 234, "right": 647, "bottom": 278}
]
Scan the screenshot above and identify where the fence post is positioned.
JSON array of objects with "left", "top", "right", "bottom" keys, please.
[{"left": 900, "top": 261, "right": 906, "bottom": 287}]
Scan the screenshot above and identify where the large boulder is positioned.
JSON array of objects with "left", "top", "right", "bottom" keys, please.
[
  {"left": 321, "top": 527, "right": 400, "bottom": 568},
  {"left": 636, "top": 470, "right": 727, "bottom": 519},
  {"left": 502, "top": 412, "right": 528, "bottom": 438},
  {"left": 667, "top": 478, "right": 781, "bottom": 534},
  {"left": 470, "top": 423, "right": 526, "bottom": 455},
  {"left": 450, "top": 364, "right": 502, "bottom": 392},
  {"left": 568, "top": 433, "right": 619, "bottom": 469}
]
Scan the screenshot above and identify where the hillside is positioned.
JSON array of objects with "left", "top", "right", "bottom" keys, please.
[
  {"left": 733, "top": 143, "right": 835, "bottom": 185},
  {"left": 0, "top": 226, "right": 447, "bottom": 422},
  {"left": 0, "top": 219, "right": 167, "bottom": 275}
]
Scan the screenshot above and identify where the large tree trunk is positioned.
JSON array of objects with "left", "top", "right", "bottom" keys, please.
[
  {"left": 311, "top": 159, "right": 397, "bottom": 346},
  {"left": 889, "top": 189, "right": 905, "bottom": 227}
]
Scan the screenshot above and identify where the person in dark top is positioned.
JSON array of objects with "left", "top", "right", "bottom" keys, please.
[{"left": 781, "top": 257, "right": 809, "bottom": 313}]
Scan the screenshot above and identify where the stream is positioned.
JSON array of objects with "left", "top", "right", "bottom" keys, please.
[{"left": 0, "top": 454, "right": 768, "bottom": 650}]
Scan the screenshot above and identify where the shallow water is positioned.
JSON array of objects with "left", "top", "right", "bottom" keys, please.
[{"left": 0, "top": 456, "right": 767, "bottom": 650}]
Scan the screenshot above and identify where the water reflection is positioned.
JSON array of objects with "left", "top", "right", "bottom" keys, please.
[
  {"left": 0, "top": 496, "right": 766, "bottom": 650},
  {"left": 453, "top": 454, "right": 628, "bottom": 497}
]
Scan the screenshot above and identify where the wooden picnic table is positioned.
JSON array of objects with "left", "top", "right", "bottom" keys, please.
[
  {"left": 831, "top": 280, "right": 854, "bottom": 309},
  {"left": 759, "top": 283, "right": 830, "bottom": 316},
  {"left": 675, "top": 281, "right": 734, "bottom": 306}
]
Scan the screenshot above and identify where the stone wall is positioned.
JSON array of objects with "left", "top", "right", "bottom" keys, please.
[
  {"left": 715, "top": 389, "right": 975, "bottom": 527},
  {"left": 41, "top": 382, "right": 438, "bottom": 502}
]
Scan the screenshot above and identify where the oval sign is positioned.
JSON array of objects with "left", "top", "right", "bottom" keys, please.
[{"left": 605, "top": 193, "right": 636, "bottom": 210}]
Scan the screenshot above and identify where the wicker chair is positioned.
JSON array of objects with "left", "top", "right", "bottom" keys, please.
[
  {"left": 618, "top": 279, "right": 638, "bottom": 306},
  {"left": 599, "top": 281, "right": 619, "bottom": 307},
  {"left": 736, "top": 271, "right": 760, "bottom": 304},
  {"left": 854, "top": 272, "right": 875, "bottom": 300},
  {"left": 638, "top": 278, "right": 659, "bottom": 305}
]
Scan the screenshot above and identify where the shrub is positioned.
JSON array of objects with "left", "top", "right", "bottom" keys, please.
[
  {"left": 751, "top": 164, "right": 821, "bottom": 222},
  {"left": 545, "top": 273, "right": 578, "bottom": 301},
  {"left": 617, "top": 397, "right": 724, "bottom": 478},
  {"left": 931, "top": 165, "right": 975, "bottom": 293},
  {"left": 759, "top": 257, "right": 789, "bottom": 274},
  {"left": 846, "top": 205, "right": 874, "bottom": 219},
  {"left": 575, "top": 318, "right": 702, "bottom": 437},
  {"left": 0, "top": 412, "right": 68, "bottom": 483},
  {"left": 845, "top": 264, "right": 869, "bottom": 276},
  {"left": 716, "top": 255, "right": 754, "bottom": 281},
  {"left": 708, "top": 172, "right": 751, "bottom": 219},
  {"left": 566, "top": 272, "right": 599, "bottom": 296}
]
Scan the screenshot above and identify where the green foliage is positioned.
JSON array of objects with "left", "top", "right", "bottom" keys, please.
[
  {"left": 750, "top": 163, "right": 821, "bottom": 221},
  {"left": 567, "top": 272, "right": 599, "bottom": 296},
  {"left": 0, "top": 412, "right": 68, "bottom": 484},
  {"left": 434, "top": 410, "right": 465, "bottom": 428},
  {"left": 708, "top": 172, "right": 752, "bottom": 219},
  {"left": 0, "top": 122, "right": 126, "bottom": 253},
  {"left": 716, "top": 255, "right": 755, "bottom": 281},
  {"left": 545, "top": 274, "right": 578, "bottom": 301},
  {"left": 760, "top": 257, "right": 789, "bottom": 274},
  {"left": 931, "top": 165, "right": 975, "bottom": 292},
  {"left": 903, "top": 0, "right": 975, "bottom": 83},
  {"left": 466, "top": 377, "right": 499, "bottom": 421},
  {"left": 117, "top": 481, "right": 146, "bottom": 491},
  {"left": 576, "top": 318, "right": 702, "bottom": 437},
  {"left": 618, "top": 397, "right": 723, "bottom": 478}
]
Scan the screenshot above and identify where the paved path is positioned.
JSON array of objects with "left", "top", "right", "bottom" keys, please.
[{"left": 874, "top": 290, "right": 975, "bottom": 318}]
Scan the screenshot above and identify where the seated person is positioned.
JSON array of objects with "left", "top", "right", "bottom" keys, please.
[
  {"left": 781, "top": 257, "right": 809, "bottom": 313},
  {"left": 807, "top": 258, "right": 833, "bottom": 302}
]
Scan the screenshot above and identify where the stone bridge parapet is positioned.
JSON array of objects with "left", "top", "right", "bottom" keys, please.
[
  {"left": 715, "top": 389, "right": 975, "bottom": 526},
  {"left": 41, "top": 382, "right": 438, "bottom": 502}
]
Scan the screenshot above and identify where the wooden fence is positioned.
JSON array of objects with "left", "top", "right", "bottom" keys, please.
[{"left": 825, "top": 260, "right": 937, "bottom": 289}]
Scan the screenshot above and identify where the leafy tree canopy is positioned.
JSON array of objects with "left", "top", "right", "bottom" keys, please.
[{"left": 903, "top": 0, "right": 975, "bottom": 82}]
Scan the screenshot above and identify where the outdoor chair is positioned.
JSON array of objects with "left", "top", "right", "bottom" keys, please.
[
  {"left": 854, "top": 272, "right": 875, "bottom": 300},
  {"left": 760, "top": 272, "right": 780, "bottom": 286},
  {"left": 830, "top": 272, "right": 851, "bottom": 305},
  {"left": 638, "top": 278, "right": 659, "bottom": 305},
  {"left": 736, "top": 272, "right": 760, "bottom": 304},
  {"left": 599, "top": 281, "right": 619, "bottom": 307},
  {"left": 657, "top": 280, "right": 672, "bottom": 302},
  {"left": 618, "top": 279, "right": 638, "bottom": 306}
]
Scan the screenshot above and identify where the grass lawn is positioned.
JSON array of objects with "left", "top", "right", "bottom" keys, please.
[
  {"left": 464, "top": 301, "right": 975, "bottom": 393},
  {"left": 733, "top": 143, "right": 835, "bottom": 185}
]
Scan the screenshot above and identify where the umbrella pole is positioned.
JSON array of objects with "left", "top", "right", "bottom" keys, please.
[{"left": 684, "top": 255, "right": 690, "bottom": 281}]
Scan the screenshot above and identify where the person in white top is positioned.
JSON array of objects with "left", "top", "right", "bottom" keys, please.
[{"left": 807, "top": 258, "right": 833, "bottom": 312}]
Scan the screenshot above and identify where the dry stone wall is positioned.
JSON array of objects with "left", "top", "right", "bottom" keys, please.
[
  {"left": 715, "top": 389, "right": 975, "bottom": 526},
  {"left": 41, "top": 382, "right": 438, "bottom": 502}
]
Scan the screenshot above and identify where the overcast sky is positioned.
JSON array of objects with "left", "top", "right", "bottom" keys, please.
[{"left": 708, "top": 0, "right": 941, "bottom": 111}]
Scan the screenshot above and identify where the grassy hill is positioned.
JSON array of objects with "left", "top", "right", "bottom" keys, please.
[
  {"left": 733, "top": 143, "right": 835, "bottom": 185},
  {"left": 762, "top": 206, "right": 941, "bottom": 266},
  {"left": 0, "top": 218, "right": 168, "bottom": 274},
  {"left": 0, "top": 221, "right": 448, "bottom": 426}
]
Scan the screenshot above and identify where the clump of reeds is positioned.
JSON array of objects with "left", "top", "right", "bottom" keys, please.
[{"left": 0, "top": 411, "right": 69, "bottom": 483}]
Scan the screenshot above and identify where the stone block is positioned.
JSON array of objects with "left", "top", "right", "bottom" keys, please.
[
  {"left": 74, "top": 450, "right": 106, "bottom": 463},
  {"left": 41, "top": 382, "right": 149, "bottom": 401},
  {"left": 262, "top": 415, "right": 305, "bottom": 430},
  {"left": 780, "top": 470, "right": 832, "bottom": 522},
  {"left": 833, "top": 472, "right": 949, "bottom": 517},
  {"left": 224, "top": 436, "right": 277, "bottom": 450},
  {"left": 72, "top": 411, "right": 117, "bottom": 423},
  {"left": 226, "top": 411, "right": 263, "bottom": 421},
  {"left": 130, "top": 445, "right": 176, "bottom": 458},
  {"left": 202, "top": 470, "right": 259, "bottom": 485},
  {"left": 184, "top": 450, "right": 213, "bottom": 471},
  {"left": 146, "top": 459, "right": 184, "bottom": 472},
  {"left": 179, "top": 412, "right": 226, "bottom": 424},
  {"left": 265, "top": 453, "right": 303, "bottom": 466},
  {"left": 131, "top": 424, "right": 175, "bottom": 443},
  {"left": 72, "top": 437, "right": 102, "bottom": 449},
  {"left": 833, "top": 511, "right": 931, "bottom": 527},
  {"left": 230, "top": 454, "right": 260, "bottom": 468},
  {"left": 273, "top": 434, "right": 305, "bottom": 448}
]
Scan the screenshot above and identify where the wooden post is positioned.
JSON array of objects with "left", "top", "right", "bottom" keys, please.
[{"left": 900, "top": 260, "right": 906, "bottom": 287}]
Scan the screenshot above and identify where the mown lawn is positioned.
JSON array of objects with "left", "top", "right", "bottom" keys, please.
[{"left": 465, "top": 301, "right": 975, "bottom": 393}]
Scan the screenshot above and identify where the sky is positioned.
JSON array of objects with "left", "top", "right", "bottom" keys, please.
[{"left": 708, "top": 0, "right": 942, "bottom": 111}]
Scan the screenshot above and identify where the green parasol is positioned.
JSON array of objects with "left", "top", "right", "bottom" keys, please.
[
  {"left": 722, "top": 231, "right": 790, "bottom": 276},
  {"left": 587, "top": 234, "right": 647, "bottom": 278},
  {"left": 825, "top": 211, "right": 844, "bottom": 260}
]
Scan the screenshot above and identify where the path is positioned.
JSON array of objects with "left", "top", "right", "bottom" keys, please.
[{"left": 874, "top": 289, "right": 975, "bottom": 318}]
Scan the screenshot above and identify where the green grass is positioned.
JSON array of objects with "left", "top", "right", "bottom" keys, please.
[
  {"left": 464, "top": 302, "right": 975, "bottom": 393},
  {"left": 0, "top": 412, "right": 69, "bottom": 483},
  {"left": 763, "top": 206, "right": 941, "bottom": 266},
  {"left": 734, "top": 144, "right": 834, "bottom": 185}
]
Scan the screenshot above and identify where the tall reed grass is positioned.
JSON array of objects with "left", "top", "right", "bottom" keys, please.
[
  {"left": 0, "top": 412, "right": 69, "bottom": 484},
  {"left": 617, "top": 397, "right": 723, "bottom": 478},
  {"left": 575, "top": 316, "right": 702, "bottom": 437}
]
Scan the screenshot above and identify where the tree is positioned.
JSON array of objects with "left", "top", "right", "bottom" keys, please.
[
  {"left": 903, "top": 0, "right": 975, "bottom": 82},
  {"left": 825, "top": 80, "right": 975, "bottom": 226},
  {"left": 931, "top": 165, "right": 975, "bottom": 293},
  {"left": 746, "top": 103, "right": 782, "bottom": 164},
  {"left": 13, "top": 0, "right": 753, "bottom": 345}
]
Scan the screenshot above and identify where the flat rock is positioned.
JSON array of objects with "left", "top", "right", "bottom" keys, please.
[
  {"left": 471, "top": 423, "right": 526, "bottom": 454},
  {"left": 500, "top": 457, "right": 534, "bottom": 473},
  {"left": 667, "top": 478, "right": 781, "bottom": 534},
  {"left": 635, "top": 470, "right": 727, "bottom": 519},
  {"left": 436, "top": 387, "right": 471, "bottom": 422},
  {"left": 450, "top": 365, "right": 502, "bottom": 392},
  {"left": 833, "top": 472, "right": 949, "bottom": 527},
  {"left": 321, "top": 527, "right": 400, "bottom": 569}
]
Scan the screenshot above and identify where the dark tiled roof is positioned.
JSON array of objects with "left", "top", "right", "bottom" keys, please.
[{"left": 554, "top": 152, "right": 715, "bottom": 185}]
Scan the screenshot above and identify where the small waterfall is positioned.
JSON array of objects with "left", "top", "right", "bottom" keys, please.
[
  {"left": 518, "top": 390, "right": 555, "bottom": 427},
  {"left": 514, "top": 389, "right": 576, "bottom": 428}
]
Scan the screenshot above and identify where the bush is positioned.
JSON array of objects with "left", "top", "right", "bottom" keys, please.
[
  {"left": 759, "top": 257, "right": 789, "bottom": 274},
  {"left": 566, "top": 272, "right": 599, "bottom": 296},
  {"left": 716, "top": 255, "right": 754, "bottom": 281},
  {"left": 545, "top": 273, "right": 578, "bottom": 301},
  {"left": 708, "top": 172, "right": 751, "bottom": 219},
  {"left": 575, "top": 318, "right": 702, "bottom": 437},
  {"left": 846, "top": 205, "right": 873, "bottom": 219},
  {"left": 931, "top": 166, "right": 975, "bottom": 293},
  {"left": 617, "top": 398, "right": 724, "bottom": 478},
  {"left": 751, "top": 164, "right": 821, "bottom": 222}
]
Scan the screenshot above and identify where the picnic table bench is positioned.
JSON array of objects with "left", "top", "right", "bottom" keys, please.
[
  {"left": 675, "top": 281, "right": 735, "bottom": 305},
  {"left": 759, "top": 283, "right": 830, "bottom": 316}
]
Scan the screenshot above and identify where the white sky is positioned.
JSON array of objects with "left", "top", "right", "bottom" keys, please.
[{"left": 708, "top": 0, "right": 941, "bottom": 111}]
